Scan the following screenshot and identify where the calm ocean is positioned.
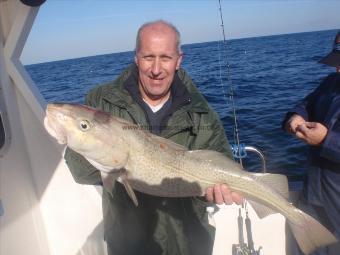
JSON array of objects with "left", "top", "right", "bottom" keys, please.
[{"left": 25, "top": 29, "right": 338, "bottom": 180}]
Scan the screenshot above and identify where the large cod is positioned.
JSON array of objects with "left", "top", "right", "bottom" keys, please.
[{"left": 44, "top": 103, "right": 337, "bottom": 255}]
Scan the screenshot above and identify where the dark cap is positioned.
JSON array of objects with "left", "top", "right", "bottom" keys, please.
[{"left": 319, "top": 31, "right": 340, "bottom": 67}]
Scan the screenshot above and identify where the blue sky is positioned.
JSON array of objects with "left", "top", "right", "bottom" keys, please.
[{"left": 21, "top": 0, "right": 340, "bottom": 65}]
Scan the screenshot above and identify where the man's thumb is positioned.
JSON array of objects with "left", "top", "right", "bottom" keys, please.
[{"left": 304, "top": 121, "right": 317, "bottom": 128}]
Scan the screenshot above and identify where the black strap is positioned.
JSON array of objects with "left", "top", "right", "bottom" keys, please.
[{"left": 20, "top": 0, "right": 46, "bottom": 7}]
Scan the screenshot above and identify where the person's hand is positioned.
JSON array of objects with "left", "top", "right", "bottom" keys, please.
[
  {"left": 295, "top": 122, "right": 328, "bottom": 146},
  {"left": 285, "top": 114, "right": 306, "bottom": 134},
  {"left": 205, "top": 184, "right": 244, "bottom": 205}
]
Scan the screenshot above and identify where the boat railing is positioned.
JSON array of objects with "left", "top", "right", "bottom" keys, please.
[
  {"left": 244, "top": 146, "right": 267, "bottom": 173},
  {"left": 231, "top": 144, "right": 267, "bottom": 173}
]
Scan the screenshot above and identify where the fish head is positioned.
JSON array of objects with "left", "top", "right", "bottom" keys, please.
[
  {"left": 44, "top": 103, "right": 71, "bottom": 145},
  {"left": 44, "top": 103, "right": 104, "bottom": 148},
  {"left": 44, "top": 103, "right": 129, "bottom": 168}
]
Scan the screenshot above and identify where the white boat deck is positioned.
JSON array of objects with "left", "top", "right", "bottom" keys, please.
[{"left": 211, "top": 203, "right": 286, "bottom": 255}]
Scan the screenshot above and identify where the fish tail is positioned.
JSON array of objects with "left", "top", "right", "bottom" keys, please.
[{"left": 288, "top": 208, "right": 338, "bottom": 254}]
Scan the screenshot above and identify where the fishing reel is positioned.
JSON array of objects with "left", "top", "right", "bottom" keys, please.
[
  {"left": 232, "top": 203, "right": 262, "bottom": 255},
  {"left": 232, "top": 244, "right": 262, "bottom": 255}
]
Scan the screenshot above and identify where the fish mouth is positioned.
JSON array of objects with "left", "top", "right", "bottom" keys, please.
[
  {"left": 44, "top": 116, "right": 67, "bottom": 144},
  {"left": 44, "top": 105, "right": 67, "bottom": 144}
]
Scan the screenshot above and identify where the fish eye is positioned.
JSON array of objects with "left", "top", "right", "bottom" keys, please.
[{"left": 79, "top": 120, "right": 92, "bottom": 131}]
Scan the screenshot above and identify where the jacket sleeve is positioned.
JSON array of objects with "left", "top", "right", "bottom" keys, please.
[
  {"left": 177, "top": 67, "right": 233, "bottom": 158},
  {"left": 64, "top": 147, "right": 102, "bottom": 185},
  {"left": 321, "top": 124, "right": 340, "bottom": 163},
  {"left": 282, "top": 77, "right": 331, "bottom": 129},
  {"left": 282, "top": 74, "right": 340, "bottom": 163},
  {"left": 319, "top": 75, "right": 340, "bottom": 162},
  {"left": 195, "top": 109, "right": 233, "bottom": 159}
]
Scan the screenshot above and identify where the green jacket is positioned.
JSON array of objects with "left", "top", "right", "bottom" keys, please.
[{"left": 64, "top": 64, "right": 232, "bottom": 255}]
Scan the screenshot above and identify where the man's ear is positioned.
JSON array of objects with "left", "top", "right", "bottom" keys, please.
[
  {"left": 176, "top": 53, "right": 183, "bottom": 70},
  {"left": 134, "top": 55, "right": 138, "bottom": 66}
]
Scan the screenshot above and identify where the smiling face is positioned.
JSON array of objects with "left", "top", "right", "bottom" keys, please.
[{"left": 134, "top": 22, "right": 183, "bottom": 106}]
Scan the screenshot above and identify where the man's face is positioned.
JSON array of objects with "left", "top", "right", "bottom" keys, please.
[{"left": 135, "top": 26, "right": 182, "bottom": 103}]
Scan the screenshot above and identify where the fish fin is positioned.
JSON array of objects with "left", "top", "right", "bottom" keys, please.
[
  {"left": 100, "top": 172, "right": 120, "bottom": 197},
  {"left": 247, "top": 199, "right": 276, "bottom": 218},
  {"left": 251, "top": 173, "right": 289, "bottom": 199},
  {"left": 101, "top": 171, "right": 138, "bottom": 207},
  {"left": 288, "top": 208, "right": 337, "bottom": 254},
  {"left": 186, "top": 150, "right": 243, "bottom": 171},
  {"left": 118, "top": 176, "right": 139, "bottom": 207}
]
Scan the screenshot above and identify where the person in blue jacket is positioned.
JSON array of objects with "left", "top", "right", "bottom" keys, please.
[{"left": 283, "top": 31, "right": 340, "bottom": 254}]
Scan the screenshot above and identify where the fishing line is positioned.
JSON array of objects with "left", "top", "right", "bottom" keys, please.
[{"left": 217, "top": 0, "right": 243, "bottom": 167}]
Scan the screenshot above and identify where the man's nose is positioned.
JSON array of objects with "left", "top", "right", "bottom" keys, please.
[{"left": 151, "top": 58, "right": 161, "bottom": 75}]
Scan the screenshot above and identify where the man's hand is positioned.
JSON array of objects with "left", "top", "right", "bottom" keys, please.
[
  {"left": 205, "top": 184, "right": 244, "bottom": 205},
  {"left": 285, "top": 114, "right": 306, "bottom": 134},
  {"left": 295, "top": 122, "right": 328, "bottom": 146}
]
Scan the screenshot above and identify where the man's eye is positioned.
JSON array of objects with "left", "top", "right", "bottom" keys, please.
[
  {"left": 161, "top": 56, "right": 172, "bottom": 61},
  {"left": 143, "top": 56, "right": 154, "bottom": 61},
  {"left": 79, "top": 120, "right": 92, "bottom": 131}
]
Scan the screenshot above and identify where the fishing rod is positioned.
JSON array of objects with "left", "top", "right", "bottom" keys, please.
[
  {"left": 217, "top": 0, "right": 244, "bottom": 167},
  {"left": 216, "top": 3, "right": 265, "bottom": 255}
]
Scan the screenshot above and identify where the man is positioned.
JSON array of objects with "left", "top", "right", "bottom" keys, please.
[
  {"left": 283, "top": 31, "right": 340, "bottom": 254},
  {"left": 65, "top": 20, "right": 242, "bottom": 255}
]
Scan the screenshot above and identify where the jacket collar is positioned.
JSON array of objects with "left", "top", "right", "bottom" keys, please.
[{"left": 101, "top": 63, "right": 210, "bottom": 114}]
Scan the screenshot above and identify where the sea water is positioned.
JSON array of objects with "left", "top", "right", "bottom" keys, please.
[{"left": 25, "top": 29, "right": 338, "bottom": 180}]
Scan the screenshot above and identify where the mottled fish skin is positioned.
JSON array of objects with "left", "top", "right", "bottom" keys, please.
[{"left": 44, "top": 103, "right": 338, "bottom": 254}]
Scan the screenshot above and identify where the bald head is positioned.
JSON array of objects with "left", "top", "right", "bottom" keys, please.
[{"left": 135, "top": 20, "right": 182, "bottom": 54}]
